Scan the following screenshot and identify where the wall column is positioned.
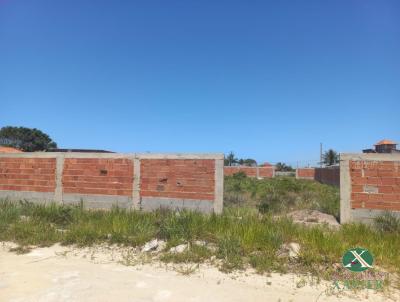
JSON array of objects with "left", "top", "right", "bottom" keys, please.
[
  {"left": 214, "top": 158, "right": 224, "bottom": 214},
  {"left": 54, "top": 154, "right": 64, "bottom": 204},
  {"left": 132, "top": 156, "right": 141, "bottom": 210},
  {"left": 340, "top": 155, "right": 351, "bottom": 223}
]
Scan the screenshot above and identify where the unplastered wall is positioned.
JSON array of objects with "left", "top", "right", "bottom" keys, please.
[
  {"left": 296, "top": 167, "right": 340, "bottom": 187},
  {"left": 315, "top": 166, "right": 340, "bottom": 187},
  {"left": 295, "top": 168, "right": 315, "bottom": 180},
  {"left": 0, "top": 152, "right": 224, "bottom": 213},
  {"left": 0, "top": 157, "right": 56, "bottom": 192},
  {"left": 63, "top": 158, "right": 133, "bottom": 196},
  {"left": 340, "top": 153, "right": 400, "bottom": 223},
  {"left": 223, "top": 166, "right": 275, "bottom": 178}
]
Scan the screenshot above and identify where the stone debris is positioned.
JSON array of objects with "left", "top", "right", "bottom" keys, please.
[
  {"left": 141, "top": 239, "right": 166, "bottom": 253},
  {"left": 278, "top": 242, "right": 300, "bottom": 259},
  {"left": 169, "top": 244, "right": 187, "bottom": 254},
  {"left": 19, "top": 215, "right": 30, "bottom": 222},
  {"left": 285, "top": 210, "right": 340, "bottom": 229},
  {"left": 155, "top": 240, "right": 167, "bottom": 252}
]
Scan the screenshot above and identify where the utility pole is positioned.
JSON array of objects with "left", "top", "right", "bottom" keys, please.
[{"left": 320, "top": 143, "right": 323, "bottom": 168}]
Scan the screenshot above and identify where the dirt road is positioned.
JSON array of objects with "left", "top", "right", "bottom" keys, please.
[{"left": 0, "top": 243, "right": 397, "bottom": 302}]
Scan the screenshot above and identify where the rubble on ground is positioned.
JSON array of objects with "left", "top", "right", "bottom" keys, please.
[
  {"left": 278, "top": 242, "right": 300, "bottom": 259},
  {"left": 169, "top": 244, "right": 187, "bottom": 254},
  {"left": 285, "top": 210, "right": 340, "bottom": 229},
  {"left": 141, "top": 239, "right": 166, "bottom": 253}
]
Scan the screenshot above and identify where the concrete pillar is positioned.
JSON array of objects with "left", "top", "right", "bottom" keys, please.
[
  {"left": 214, "top": 158, "right": 224, "bottom": 214},
  {"left": 54, "top": 154, "right": 65, "bottom": 204},
  {"left": 132, "top": 156, "right": 141, "bottom": 210},
  {"left": 340, "top": 155, "right": 351, "bottom": 223}
]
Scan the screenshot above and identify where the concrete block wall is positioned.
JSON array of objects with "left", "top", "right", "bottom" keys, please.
[
  {"left": 223, "top": 166, "right": 275, "bottom": 179},
  {"left": 296, "top": 167, "right": 340, "bottom": 187},
  {"left": 340, "top": 153, "right": 400, "bottom": 223},
  {"left": 0, "top": 152, "right": 224, "bottom": 213},
  {"left": 315, "top": 166, "right": 340, "bottom": 187},
  {"left": 295, "top": 168, "right": 315, "bottom": 180}
]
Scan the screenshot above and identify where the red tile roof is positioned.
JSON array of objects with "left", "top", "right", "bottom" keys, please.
[
  {"left": 0, "top": 146, "right": 23, "bottom": 153},
  {"left": 374, "top": 139, "right": 397, "bottom": 146}
]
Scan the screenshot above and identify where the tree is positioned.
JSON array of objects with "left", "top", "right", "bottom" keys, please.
[
  {"left": 242, "top": 158, "right": 257, "bottom": 167},
  {"left": 224, "top": 152, "right": 257, "bottom": 167},
  {"left": 275, "top": 162, "right": 294, "bottom": 172},
  {"left": 224, "top": 151, "right": 238, "bottom": 166},
  {"left": 0, "top": 126, "right": 57, "bottom": 152},
  {"left": 322, "top": 149, "right": 339, "bottom": 166}
]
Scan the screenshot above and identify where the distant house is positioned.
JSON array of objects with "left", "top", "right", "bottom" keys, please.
[
  {"left": 46, "top": 148, "right": 114, "bottom": 153},
  {"left": 0, "top": 146, "right": 23, "bottom": 153},
  {"left": 363, "top": 139, "right": 399, "bottom": 154}
]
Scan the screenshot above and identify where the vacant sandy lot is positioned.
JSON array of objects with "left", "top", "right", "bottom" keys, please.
[{"left": 0, "top": 243, "right": 398, "bottom": 302}]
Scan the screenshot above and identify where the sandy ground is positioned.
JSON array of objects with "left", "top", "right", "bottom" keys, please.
[{"left": 0, "top": 243, "right": 398, "bottom": 302}]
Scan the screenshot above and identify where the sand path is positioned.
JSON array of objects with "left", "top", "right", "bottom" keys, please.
[{"left": 0, "top": 243, "right": 397, "bottom": 302}]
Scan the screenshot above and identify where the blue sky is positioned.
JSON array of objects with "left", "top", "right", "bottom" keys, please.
[{"left": 1, "top": 1, "right": 399, "bottom": 166}]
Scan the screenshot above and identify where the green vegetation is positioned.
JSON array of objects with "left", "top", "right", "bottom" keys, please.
[
  {"left": 322, "top": 149, "right": 339, "bottom": 166},
  {"left": 224, "top": 174, "right": 340, "bottom": 218},
  {"left": 224, "top": 151, "right": 257, "bottom": 167},
  {"left": 0, "top": 172, "right": 397, "bottom": 284},
  {"left": 275, "top": 162, "right": 295, "bottom": 172},
  {"left": 160, "top": 244, "right": 211, "bottom": 264},
  {"left": 374, "top": 211, "right": 400, "bottom": 233},
  {"left": 224, "top": 151, "right": 238, "bottom": 166},
  {"left": 0, "top": 126, "right": 57, "bottom": 151},
  {"left": 1, "top": 200, "right": 399, "bottom": 279}
]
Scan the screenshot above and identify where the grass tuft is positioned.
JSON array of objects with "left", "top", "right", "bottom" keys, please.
[{"left": 374, "top": 211, "right": 400, "bottom": 233}]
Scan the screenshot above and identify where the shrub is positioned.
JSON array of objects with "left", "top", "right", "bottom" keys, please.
[{"left": 224, "top": 176, "right": 340, "bottom": 218}]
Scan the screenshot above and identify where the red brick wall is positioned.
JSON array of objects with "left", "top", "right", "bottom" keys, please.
[
  {"left": 350, "top": 160, "right": 400, "bottom": 211},
  {"left": 0, "top": 154, "right": 221, "bottom": 210},
  {"left": 0, "top": 157, "right": 56, "bottom": 192},
  {"left": 258, "top": 167, "right": 274, "bottom": 178},
  {"left": 141, "top": 159, "right": 215, "bottom": 200},
  {"left": 224, "top": 166, "right": 274, "bottom": 178},
  {"left": 296, "top": 168, "right": 315, "bottom": 179},
  {"left": 62, "top": 158, "right": 133, "bottom": 196}
]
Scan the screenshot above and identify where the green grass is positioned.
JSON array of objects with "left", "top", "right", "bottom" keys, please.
[
  {"left": 1, "top": 200, "right": 399, "bottom": 279},
  {"left": 160, "top": 244, "right": 212, "bottom": 264},
  {"left": 224, "top": 173, "right": 340, "bottom": 218},
  {"left": 374, "top": 211, "right": 400, "bottom": 233}
]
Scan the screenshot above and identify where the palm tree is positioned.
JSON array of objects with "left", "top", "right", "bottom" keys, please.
[
  {"left": 224, "top": 151, "right": 238, "bottom": 166},
  {"left": 275, "top": 162, "right": 293, "bottom": 171},
  {"left": 322, "top": 149, "right": 339, "bottom": 166}
]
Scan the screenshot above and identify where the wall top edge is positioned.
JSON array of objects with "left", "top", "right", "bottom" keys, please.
[
  {"left": 0, "top": 152, "right": 225, "bottom": 160},
  {"left": 340, "top": 153, "right": 400, "bottom": 161},
  {"left": 224, "top": 166, "right": 275, "bottom": 168},
  {"left": 315, "top": 166, "right": 339, "bottom": 169}
]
